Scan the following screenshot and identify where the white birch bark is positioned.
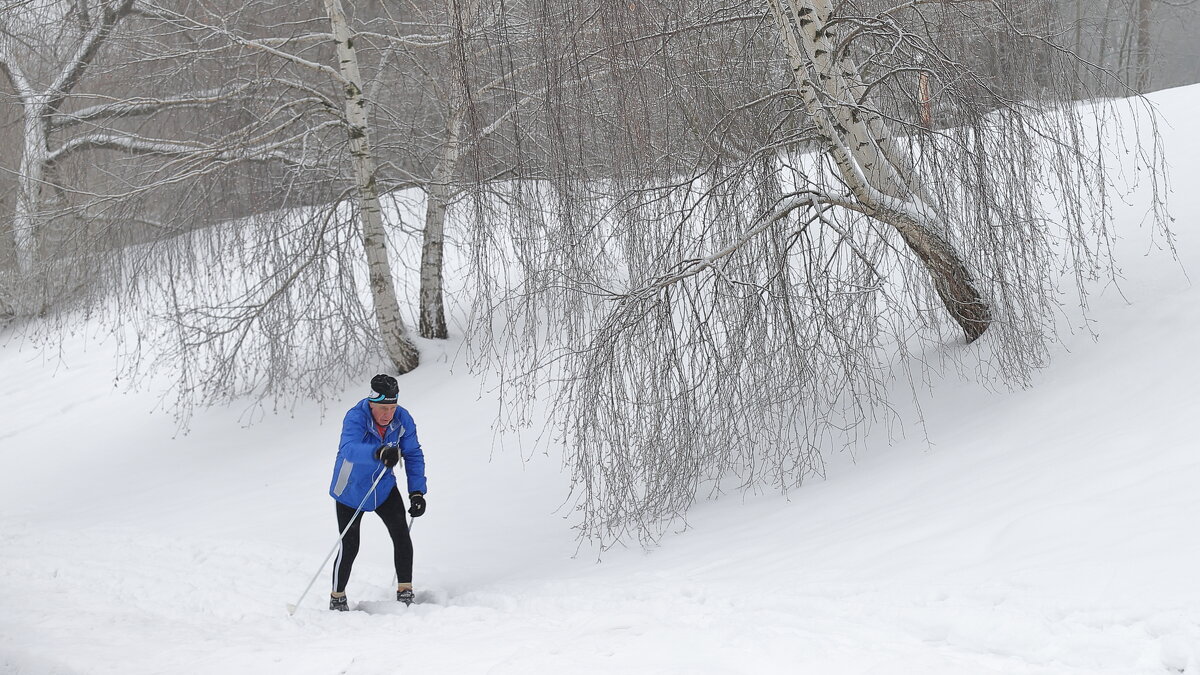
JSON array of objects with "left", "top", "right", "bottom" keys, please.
[
  {"left": 2, "top": 0, "right": 131, "bottom": 312},
  {"left": 418, "top": 104, "right": 464, "bottom": 340},
  {"left": 13, "top": 126, "right": 47, "bottom": 282},
  {"left": 323, "top": 0, "right": 420, "bottom": 372},
  {"left": 3, "top": 44, "right": 51, "bottom": 289},
  {"left": 10, "top": 89, "right": 47, "bottom": 281},
  {"left": 768, "top": 0, "right": 991, "bottom": 341}
]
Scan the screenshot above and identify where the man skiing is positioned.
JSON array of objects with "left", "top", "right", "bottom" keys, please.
[{"left": 328, "top": 373, "right": 427, "bottom": 611}]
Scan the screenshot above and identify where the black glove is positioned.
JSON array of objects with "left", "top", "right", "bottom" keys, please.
[
  {"left": 375, "top": 444, "right": 400, "bottom": 468},
  {"left": 408, "top": 492, "right": 426, "bottom": 518}
]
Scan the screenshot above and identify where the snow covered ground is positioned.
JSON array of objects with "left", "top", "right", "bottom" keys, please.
[{"left": 3, "top": 85, "right": 1199, "bottom": 675}]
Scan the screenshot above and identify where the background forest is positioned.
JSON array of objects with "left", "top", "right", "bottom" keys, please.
[{"left": 2, "top": 0, "right": 1195, "bottom": 545}]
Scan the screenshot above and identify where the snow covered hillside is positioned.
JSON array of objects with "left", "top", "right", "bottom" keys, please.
[{"left": 2, "top": 85, "right": 1199, "bottom": 675}]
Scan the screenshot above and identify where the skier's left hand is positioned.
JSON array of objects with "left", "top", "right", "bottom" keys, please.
[{"left": 408, "top": 492, "right": 426, "bottom": 518}]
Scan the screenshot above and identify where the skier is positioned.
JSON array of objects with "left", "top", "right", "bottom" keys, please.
[{"left": 328, "top": 373, "right": 427, "bottom": 611}]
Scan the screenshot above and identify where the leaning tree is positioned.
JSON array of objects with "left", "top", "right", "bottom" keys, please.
[{"left": 462, "top": 0, "right": 1171, "bottom": 546}]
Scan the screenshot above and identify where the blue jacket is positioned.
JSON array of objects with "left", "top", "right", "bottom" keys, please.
[{"left": 329, "top": 399, "right": 427, "bottom": 511}]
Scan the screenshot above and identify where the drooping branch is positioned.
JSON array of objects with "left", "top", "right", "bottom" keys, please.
[
  {"left": 45, "top": 126, "right": 337, "bottom": 167},
  {"left": 624, "top": 193, "right": 823, "bottom": 298},
  {"left": 50, "top": 83, "right": 260, "bottom": 131},
  {"left": 141, "top": 3, "right": 348, "bottom": 84}
]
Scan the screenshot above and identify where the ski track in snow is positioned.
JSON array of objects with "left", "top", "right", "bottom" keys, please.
[
  {"left": 4, "top": 84, "right": 1200, "bottom": 674},
  {"left": 3, "top": 520, "right": 1197, "bottom": 674}
]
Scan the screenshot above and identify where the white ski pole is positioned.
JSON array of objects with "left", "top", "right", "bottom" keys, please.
[{"left": 287, "top": 467, "right": 388, "bottom": 615}]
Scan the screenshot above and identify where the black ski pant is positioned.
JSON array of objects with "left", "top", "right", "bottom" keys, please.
[{"left": 332, "top": 486, "right": 412, "bottom": 594}]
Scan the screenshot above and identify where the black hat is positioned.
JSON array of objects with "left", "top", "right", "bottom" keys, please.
[{"left": 367, "top": 373, "right": 399, "bottom": 404}]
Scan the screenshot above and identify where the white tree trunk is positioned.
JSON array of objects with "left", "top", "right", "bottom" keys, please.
[
  {"left": 323, "top": 0, "right": 420, "bottom": 373},
  {"left": 2, "top": 0, "right": 132, "bottom": 317},
  {"left": 13, "top": 113, "right": 48, "bottom": 279},
  {"left": 6, "top": 77, "right": 50, "bottom": 316},
  {"left": 418, "top": 106, "right": 464, "bottom": 340}
]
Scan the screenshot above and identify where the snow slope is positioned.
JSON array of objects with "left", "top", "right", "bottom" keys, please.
[{"left": 2, "top": 86, "right": 1199, "bottom": 675}]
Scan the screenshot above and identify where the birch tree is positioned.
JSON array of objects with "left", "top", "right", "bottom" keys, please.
[
  {"left": 0, "top": 0, "right": 338, "bottom": 318},
  {"left": 768, "top": 0, "right": 989, "bottom": 341},
  {"left": 369, "top": 0, "right": 553, "bottom": 340},
  {"left": 322, "top": 0, "right": 419, "bottom": 372},
  {"left": 462, "top": 0, "right": 1171, "bottom": 547},
  {"left": 0, "top": 0, "right": 431, "bottom": 385},
  {"left": 1, "top": 0, "right": 136, "bottom": 315}
]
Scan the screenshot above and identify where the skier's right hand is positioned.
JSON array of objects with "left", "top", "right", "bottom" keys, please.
[{"left": 375, "top": 444, "right": 400, "bottom": 468}]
